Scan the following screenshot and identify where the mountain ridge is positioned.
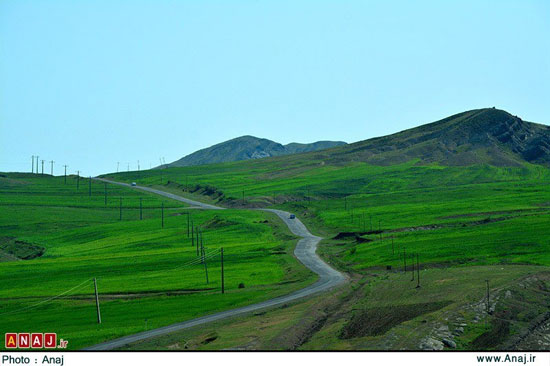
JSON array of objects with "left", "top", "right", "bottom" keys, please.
[
  {"left": 165, "top": 136, "right": 347, "bottom": 168},
  {"left": 298, "top": 108, "right": 550, "bottom": 167}
]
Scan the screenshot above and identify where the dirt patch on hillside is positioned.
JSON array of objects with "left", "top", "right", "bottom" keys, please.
[
  {"left": 340, "top": 301, "right": 453, "bottom": 339},
  {"left": 333, "top": 232, "right": 374, "bottom": 245},
  {"left": 202, "top": 215, "right": 239, "bottom": 229},
  {"left": 390, "top": 215, "right": 531, "bottom": 233},
  {"left": 0, "top": 237, "right": 45, "bottom": 260}
]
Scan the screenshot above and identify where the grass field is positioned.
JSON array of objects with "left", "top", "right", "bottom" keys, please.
[
  {"left": 105, "top": 159, "right": 550, "bottom": 269},
  {"left": 4, "top": 152, "right": 550, "bottom": 350},
  {"left": 0, "top": 173, "right": 315, "bottom": 349},
  {"left": 103, "top": 158, "right": 550, "bottom": 349},
  {"left": 123, "top": 265, "right": 549, "bottom": 350}
]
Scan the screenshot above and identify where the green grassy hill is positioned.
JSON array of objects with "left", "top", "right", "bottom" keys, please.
[
  {"left": 102, "top": 108, "right": 550, "bottom": 350},
  {"left": 0, "top": 173, "right": 314, "bottom": 349}
]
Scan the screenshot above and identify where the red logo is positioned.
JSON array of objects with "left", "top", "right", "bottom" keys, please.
[
  {"left": 18, "top": 333, "right": 30, "bottom": 349},
  {"left": 4, "top": 333, "right": 66, "bottom": 349},
  {"left": 44, "top": 333, "right": 56, "bottom": 349},
  {"left": 31, "top": 333, "right": 43, "bottom": 348},
  {"left": 5, "top": 333, "right": 17, "bottom": 348}
]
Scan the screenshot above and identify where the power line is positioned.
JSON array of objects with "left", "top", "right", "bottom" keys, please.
[{"left": 0, "top": 278, "right": 92, "bottom": 317}]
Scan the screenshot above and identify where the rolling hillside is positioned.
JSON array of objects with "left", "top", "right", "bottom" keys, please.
[
  {"left": 307, "top": 108, "right": 550, "bottom": 167},
  {"left": 165, "top": 136, "right": 346, "bottom": 167},
  {"left": 103, "top": 107, "right": 550, "bottom": 350}
]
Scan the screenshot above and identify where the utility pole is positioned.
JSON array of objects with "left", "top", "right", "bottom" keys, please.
[
  {"left": 187, "top": 213, "right": 190, "bottom": 237},
  {"left": 411, "top": 253, "right": 415, "bottom": 281},
  {"left": 137, "top": 160, "right": 140, "bottom": 171},
  {"left": 196, "top": 227, "right": 200, "bottom": 257},
  {"left": 76, "top": 171, "right": 80, "bottom": 190},
  {"left": 202, "top": 240, "right": 209, "bottom": 284},
  {"left": 63, "top": 165, "right": 68, "bottom": 184},
  {"left": 161, "top": 202, "right": 164, "bottom": 228},
  {"left": 403, "top": 248, "right": 407, "bottom": 272},
  {"left": 32, "top": 156, "right": 34, "bottom": 173},
  {"left": 50, "top": 160, "right": 54, "bottom": 176},
  {"left": 486, "top": 280, "right": 490, "bottom": 314},
  {"left": 88, "top": 177, "right": 92, "bottom": 197},
  {"left": 191, "top": 223, "right": 195, "bottom": 247},
  {"left": 35, "top": 156, "right": 39, "bottom": 174},
  {"left": 119, "top": 197, "right": 122, "bottom": 221},
  {"left": 139, "top": 198, "right": 142, "bottom": 220},
  {"left": 416, "top": 254, "right": 420, "bottom": 288},
  {"left": 104, "top": 183, "right": 107, "bottom": 206},
  {"left": 93, "top": 278, "right": 101, "bottom": 324},
  {"left": 221, "top": 248, "right": 225, "bottom": 294},
  {"left": 41, "top": 160, "right": 44, "bottom": 175}
]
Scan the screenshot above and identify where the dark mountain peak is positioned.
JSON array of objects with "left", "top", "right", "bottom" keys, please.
[
  {"left": 166, "top": 136, "right": 347, "bottom": 167},
  {"left": 322, "top": 108, "right": 548, "bottom": 167}
]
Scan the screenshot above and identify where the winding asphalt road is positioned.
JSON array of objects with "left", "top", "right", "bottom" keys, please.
[{"left": 86, "top": 178, "right": 347, "bottom": 350}]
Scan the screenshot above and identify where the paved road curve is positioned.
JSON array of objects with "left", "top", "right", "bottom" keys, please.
[{"left": 86, "top": 179, "right": 347, "bottom": 350}]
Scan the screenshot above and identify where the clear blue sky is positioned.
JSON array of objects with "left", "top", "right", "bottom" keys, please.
[{"left": 1, "top": 0, "right": 549, "bottom": 176}]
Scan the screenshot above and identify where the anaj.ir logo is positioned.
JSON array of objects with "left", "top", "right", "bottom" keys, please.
[{"left": 5, "top": 333, "right": 68, "bottom": 349}]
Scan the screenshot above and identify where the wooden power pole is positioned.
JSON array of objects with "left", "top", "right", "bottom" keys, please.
[
  {"left": 486, "top": 280, "right": 490, "bottom": 314},
  {"left": 221, "top": 248, "right": 225, "bottom": 294},
  {"left": 93, "top": 278, "right": 101, "bottom": 324},
  {"left": 403, "top": 248, "right": 407, "bottom": 272},
  {"left": 416, "top": 254, "right": 420, "bottom": 288},
  {"left": 196, "top": 227, "right": 200, "bottom": 256},
  {"left": 202, "top": 241, "right": 209, "bottom": 284},
  {"left": 411, "top": 253, "right": 415, "bottom": 281}
]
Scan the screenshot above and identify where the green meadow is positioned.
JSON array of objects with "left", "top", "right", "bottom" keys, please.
[
  {"left": 105, "top": 159, "right": 550, "bottom": 270},
  {"left": 0, "top": 173, "right": 315, "bottom": 349},
  {"left": 101, "top": 157, "right": 550, "bottom": 349},
  {"left": 4, "top": 154, "right": 550, "bottom": 350}
]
